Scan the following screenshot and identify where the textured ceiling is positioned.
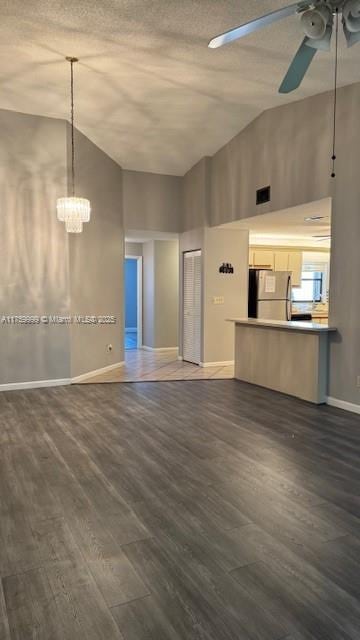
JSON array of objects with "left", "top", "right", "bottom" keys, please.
[{"left": 2, "top": 1, "right": 360, "bottom": 175}]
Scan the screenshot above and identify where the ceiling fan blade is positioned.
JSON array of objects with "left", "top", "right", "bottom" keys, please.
[
  {"left": 208, "top": 2, "right": 306, "bottom": 48},
  {"left": 305, "top": 24, "right": 333, "bottom": 51},
  {"left": 279, "top": 37, "right": 317, "bottom": 93},
  {"left": 343, "top": 22, "right": 360, "bottom": 46}
]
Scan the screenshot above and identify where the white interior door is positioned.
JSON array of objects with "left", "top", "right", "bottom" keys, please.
[{"left": 183, "top": 250, "right": 201, "bottom": 365}]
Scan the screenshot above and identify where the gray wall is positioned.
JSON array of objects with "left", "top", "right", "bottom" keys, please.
[
  {"left": 153, "top": 240, "right": 179, "bottom": 348},
  {"left": 142, "top": 240, "right": 179, "bottom": 349},
  {"left": 123, "top": 169, "right": 182, "bottom": 233},
  {"left": 142, "top": 240, "right": 155, "bottom": 348},
  {"left": 0, "top": 109, "right": 71, "bottom": 384},
  {"left": 327, "top": 84, "right": 360, "bottom": 404},
  {"left": 69, "top": 127, "right": 124, "bottom": 378},
  {"left": 0, "top": 109, "right": 125, "bottom": 385},
  {"left": 210, "top": 91, "right": 332, "bottom": 227},
  {"left": 203, "top": 228, "right": 249, "bottom": 364},
  {"left": 182, "top": 157, "right": 211, "bottom": 231}
]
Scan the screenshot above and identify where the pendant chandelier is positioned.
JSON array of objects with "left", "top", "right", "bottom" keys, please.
[{"left": 57, "top": 57, "right": 91, "bottom": 233}]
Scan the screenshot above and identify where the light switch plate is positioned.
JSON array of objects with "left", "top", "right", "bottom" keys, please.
[{"left": 213, "top": 296, "right": 225, "bottom": 305}]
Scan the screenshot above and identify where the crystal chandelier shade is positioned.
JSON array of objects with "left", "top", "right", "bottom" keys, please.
[
  {"left": 65, "top": 218, "right": 83, "bottom": 233},
  {"left": 56, "top": 57, "right": 91, "bottom": 233},
  {"left": 57, "top": 197, "right": 91, "bottom": 223}
]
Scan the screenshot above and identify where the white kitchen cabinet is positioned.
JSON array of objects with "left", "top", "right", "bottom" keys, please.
[
  {"left": 287, "top": 252, "right": 303, "bottom": 287},
  {"left": 253, "top": 250, "right": 274, "bottom": 269},
  {"left": 249, "top": 248, "right": 303, "bottom": 285},
  {"left": 274, "top": 252, "right": 289, "bottom": 271},
  {"left": 274, "top": 250, "right": 303, "bottom": 286}
]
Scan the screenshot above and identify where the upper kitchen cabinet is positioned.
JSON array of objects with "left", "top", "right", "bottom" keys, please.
[
  {"left": 274, "top": 250, "right": 303, "bottom": 286},
  {"left": 250, "top": 250, "right": 275, "bottom": 269},
  {"left": 287, "top": 252, "right": 302, "bottom": 287},
  {"left": 274, "top": 251, "right": 289, "bottom": 271},
  {"left": 249, "top": 247, "right": 303, "bottom": 287}
]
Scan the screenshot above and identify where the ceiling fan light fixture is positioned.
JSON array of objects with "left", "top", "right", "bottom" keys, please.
[
  {"left": 301, "top": 5, "right": 332, "bottom": 39},
  {"left": 208, "top": 0, "right": 360, "bottom": 95},
  {"left": 305, "top": 24, "right": 333, "bottom": 49},
  {"left": 343, "top": 0, "right": 360, "bottom": 31}
]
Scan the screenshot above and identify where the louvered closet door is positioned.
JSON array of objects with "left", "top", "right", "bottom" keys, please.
[{"left": 183, "top": 250, "right": 202, "bottom": 364}]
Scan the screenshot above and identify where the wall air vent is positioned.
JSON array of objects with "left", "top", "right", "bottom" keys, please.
[{"left": 256, "top": 185, "right": 271, "bottom": 205}]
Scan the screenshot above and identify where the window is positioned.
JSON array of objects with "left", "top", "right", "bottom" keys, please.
[{"left": 292, "top": 271, "right": 323, "bottom": 303}]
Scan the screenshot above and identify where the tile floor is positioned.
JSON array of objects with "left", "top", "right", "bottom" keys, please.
[
  {"left": 78, "top": 348, "right": 234, "bottom": 383},
  {"left": 125, "top": 329, "right": 138, "bottom": 350}
]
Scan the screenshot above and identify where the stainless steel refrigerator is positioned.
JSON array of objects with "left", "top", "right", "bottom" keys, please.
[{"left": 248, "top": 269, "right": 292, "bottom": 321}]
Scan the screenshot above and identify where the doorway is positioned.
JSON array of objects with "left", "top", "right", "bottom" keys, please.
[{"left": 124, "top": 256, "right": 142, "bottom": 350}]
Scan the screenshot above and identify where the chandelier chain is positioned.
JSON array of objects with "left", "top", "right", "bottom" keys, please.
[
  {"left": 70, "top": 59, "right": 75, "bottom": 196},
  {"left": 331, "top": 7, "right": 339, "bottom": 178}
]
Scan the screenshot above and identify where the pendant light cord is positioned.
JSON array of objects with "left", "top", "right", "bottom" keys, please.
[
  {"left": 331, "top": 8, "right": 339, "bottom": 178},
  {"left": 70, "top": 59, "right": 76, "bottom": 197}
]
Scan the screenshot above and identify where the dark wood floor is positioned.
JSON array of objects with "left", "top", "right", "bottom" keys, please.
[{"left": 0, "top": 379, "right": 359, "bottom": 640}]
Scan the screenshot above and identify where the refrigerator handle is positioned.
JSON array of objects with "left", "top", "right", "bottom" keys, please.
[{"left": 286, "top": 276, "right": 291, "bottom": 321}]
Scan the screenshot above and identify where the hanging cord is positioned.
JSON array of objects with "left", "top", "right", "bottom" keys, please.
[
  {"left": 70, "top": 59, "right": 76, "bottom": 196},
  {"left": 331, "top": 7, "right": 339, "bottom": 178},
  {"left": 66, "top": 57, "right": 78, "bottom": 196}
]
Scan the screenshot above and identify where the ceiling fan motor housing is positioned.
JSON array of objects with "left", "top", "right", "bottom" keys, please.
[
  {"left": 301, "top": 4, "right": 332, "bottom": 38},
  {"left": 343, "top": 0, "right": 360, "bottom": 31}
]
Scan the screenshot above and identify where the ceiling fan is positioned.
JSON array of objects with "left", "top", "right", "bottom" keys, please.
[{"left": 208, "top": 0, "right": 360, "bottom": 93}]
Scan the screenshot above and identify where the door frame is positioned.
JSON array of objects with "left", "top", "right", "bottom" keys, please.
[{"left": 124, "top": 255, "right": 143, "bottom": 349}]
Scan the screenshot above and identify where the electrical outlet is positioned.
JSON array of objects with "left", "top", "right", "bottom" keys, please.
[
  {"left": 107, "top": 344, "right": 113, "bottom": 352},
  {"left": 357, "top": 376, "right": 360, "bottom": 388}
]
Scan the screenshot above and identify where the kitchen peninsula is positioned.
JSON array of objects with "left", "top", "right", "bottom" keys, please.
[{"left": 229, "top": 318, "right": 337, "bottom": 404}]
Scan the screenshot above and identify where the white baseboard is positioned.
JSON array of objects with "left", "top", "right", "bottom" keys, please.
[
  {"left": 72, "top": 361, "right": 125, "bottom": 383},
  {"left": 200, "top": 360, "right": 234, "bottom": 368},
  {"left": 141, "top": 346, "right": 178, "bottom": 352},
  {"left": 326, "top": 396, "right": 360, "bottom": 415},
  {"left": 0, "top": 378, "right": 71, "bottom": 392},
  {"left": 125, "top": 327, "right": 137, "bottom": 333}
]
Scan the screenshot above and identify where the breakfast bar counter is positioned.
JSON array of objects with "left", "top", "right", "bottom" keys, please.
[{"left": 228, "top": 318, "right": 337, "bottom": 404}]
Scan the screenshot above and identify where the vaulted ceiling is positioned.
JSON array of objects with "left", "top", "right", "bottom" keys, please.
[{"left": 2, "top": 1, "right": 360, "bottom": 175}]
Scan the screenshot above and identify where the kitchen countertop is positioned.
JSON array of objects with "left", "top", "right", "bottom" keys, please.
[{"left": 228, "top": 318, "right": 337, "bottom": 333}]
